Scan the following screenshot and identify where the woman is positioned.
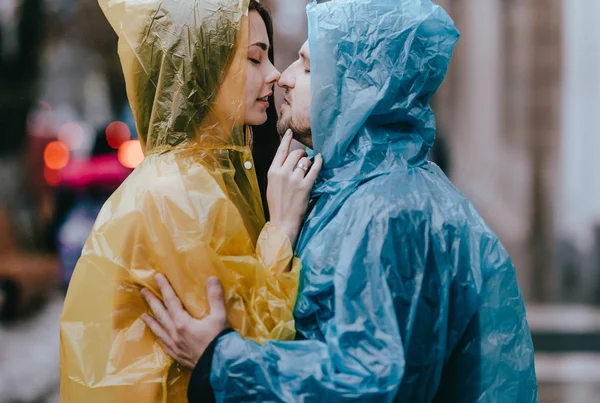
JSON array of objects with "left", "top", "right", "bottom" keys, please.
[{"left": 60, "top": 1, "right": 321, "bottom": 402}]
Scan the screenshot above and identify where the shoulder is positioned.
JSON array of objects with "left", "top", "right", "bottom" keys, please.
[
  {"left": 337, "top": 166, "right": 504, "bottom": 251},
  {"left": 95, "top": 155, "right": 234, "bottom": 231}
]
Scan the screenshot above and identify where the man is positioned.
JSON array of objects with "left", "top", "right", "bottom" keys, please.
[{"left": 142, "top": 0, "right": 538, "bottom": 401}]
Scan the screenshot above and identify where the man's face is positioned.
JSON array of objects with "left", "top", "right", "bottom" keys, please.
[{"left": 277, "top": 41, "right": 313, "bottom": 149}]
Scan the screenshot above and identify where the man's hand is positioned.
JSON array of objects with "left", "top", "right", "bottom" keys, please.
[{"left": 141, "top": 274, "right": 227, "bottom": 369}]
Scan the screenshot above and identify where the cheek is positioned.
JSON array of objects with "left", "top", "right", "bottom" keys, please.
[
  {"left": 245, "top": 67, "right": 261, "bottom": 100},
  {"left": 297, "top": 79, "right": 311, "bottom": 115}
]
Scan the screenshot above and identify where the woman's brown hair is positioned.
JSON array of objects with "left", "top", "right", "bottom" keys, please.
[{"left": 248, "top": 0, "right": 280, "bottom": 220}]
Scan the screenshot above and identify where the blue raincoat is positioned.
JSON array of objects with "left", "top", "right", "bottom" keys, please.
[{"left": 208, "top": 0, "right": 538, "bottom": 401}]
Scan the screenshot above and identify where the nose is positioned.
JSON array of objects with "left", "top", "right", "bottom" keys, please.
[
  {"left": 266, "top": 63, "right": 281, "bottom": 87},
  {"left": 278, "top": 65, "right": 295, "bottom": 90}
]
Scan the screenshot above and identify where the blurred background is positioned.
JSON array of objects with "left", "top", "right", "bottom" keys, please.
[{"left": 0, "top": 0, "right": 598, "bottom": 402}]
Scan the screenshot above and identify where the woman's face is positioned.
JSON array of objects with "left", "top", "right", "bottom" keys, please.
[{"left": 245, "top": 11, "right": 280, "bottom": 126}]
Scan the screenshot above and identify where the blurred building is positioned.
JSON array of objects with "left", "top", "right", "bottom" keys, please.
[
  {"left": 434, "top": 0, "right": 600, "bottom": 306},
  {"left": 430, "top": 1, "right": 600, "bottom": 401},
  {"left": 432, "top": 0, "right": 561, "bottom": 303}
]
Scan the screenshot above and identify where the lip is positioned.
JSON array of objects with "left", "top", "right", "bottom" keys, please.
[{"left": 256, "top": 92, "right": 273, "bottom": 103}]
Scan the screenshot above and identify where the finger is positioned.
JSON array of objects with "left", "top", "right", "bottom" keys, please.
[
  {"left": 304, "top": 153, "right": 323, "bottom": 184},
  {"left": 141, "top": 288, "right": 175, "bottom": 333},
  {"left": 155, "top": 274, "right": 191, "bottom": 331},
  {"left": 282, "top": 149, "right": 307, "bottom": 172},
  {"left": 272, "top": 129, "right": 293, "bottom": 167},
  {"left": 155, "top": 274, "right": 184, "bottom": 316},
  {"left": 141, "top": 313, "right": 175, "bottom": 349},
  {"left": 163, "top": 345, "right": 186, "bottom": 368},
  {"left": 206, "top": 277, "right": 227, "bottom": 322},
  {"left": 292, "top": 157, "right": 312, "bottom": 179}
]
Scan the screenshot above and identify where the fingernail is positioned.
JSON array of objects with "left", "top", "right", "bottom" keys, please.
[
  {"left": 286, "top": 130, "right": 292, "bottom": 137},
  {"left": 155, "top": 274, "right": 164, "bottom": 283},
  {"left": 208, "top": 277, "right": 220, "bottom": 286},
  {"left": 141, "top": 288, "right": 148, "bottom": 298}
]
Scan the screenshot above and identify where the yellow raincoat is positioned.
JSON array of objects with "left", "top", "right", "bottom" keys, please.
[{"left": 60, "top": 0, "right": 299, "bottom": 401}]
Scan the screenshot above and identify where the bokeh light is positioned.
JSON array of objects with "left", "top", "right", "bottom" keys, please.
[
  {"left": 118, "top": 140, "right": 144, "bottom": 169},
  {"left": 58, "top": 122, "right": 85, "bottom": 151},
  {"left": 106, "top": 121, "right": 131, "bottom": 149},
  {"left": 43, "top": 141, "right": 70, "bottom": 170}
]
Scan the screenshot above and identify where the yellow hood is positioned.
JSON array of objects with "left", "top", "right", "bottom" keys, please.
[
  {"left": 104, "top": 0, "right": 247, "bottom": 153},
  {"left": 60, "top": 1, "right": 300, "bottom": 402}
]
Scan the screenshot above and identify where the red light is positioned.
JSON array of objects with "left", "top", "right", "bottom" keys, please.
[
  {"left": 106, "top": 121, "right": 131, "bottom": 149},
  {"left": 44, "top": 141, "right": 70, "bottom": 170},
  {"left": 118, "top": 140, "right": 144, "bottom": 169}
]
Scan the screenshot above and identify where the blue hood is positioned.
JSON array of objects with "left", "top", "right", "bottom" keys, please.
[{"left": 308, "top": 0, "right": 459, "bottom": 188}]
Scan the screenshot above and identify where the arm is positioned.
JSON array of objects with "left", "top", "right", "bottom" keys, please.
[
  {"left": 255, "top": 222, "right": 296, "bottom": 275},
  {"left": 192, "top": 211, "right": 406, "bottom": 403},
  {"left": 189, "top": 209, "right": 537, "bottom": 403}
]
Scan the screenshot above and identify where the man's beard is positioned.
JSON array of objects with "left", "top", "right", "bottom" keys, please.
[{"left": 277, "top": 115, "right": 313, "bottom": 149}]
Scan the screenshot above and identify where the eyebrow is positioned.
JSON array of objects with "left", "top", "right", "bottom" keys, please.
[{"left": 250, "top": 42, "right": 269, "bottom": 51}]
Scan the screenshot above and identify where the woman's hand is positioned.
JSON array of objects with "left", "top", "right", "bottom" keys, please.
[
  {"left": 267, "top": 130, "right": 322, "bottom": 247},
  {"left": 141, "top": 274, "right": 227, "bottom": 369}
]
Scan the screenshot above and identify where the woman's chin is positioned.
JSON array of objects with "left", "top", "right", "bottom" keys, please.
[{"left": 244, "top": 112, "right": 268, "bottom": 127}]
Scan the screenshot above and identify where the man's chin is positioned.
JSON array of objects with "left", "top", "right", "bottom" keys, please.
[
  {"left": 277, "top": 119, "right": 312, "bottom": 149},
  {"left": 276, "top": 117, "right": 292, "bottom": 136},
  {"left": 293, "top": 134, "right": 313, "bottom": 150}
]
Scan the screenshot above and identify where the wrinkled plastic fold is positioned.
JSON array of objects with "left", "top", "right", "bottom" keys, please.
[
  {"left": 60, "top": 1, "right": 300, "bottom": 402},
  {"left": 207, "top": 1, "right": 538, "bottom": 402}
]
